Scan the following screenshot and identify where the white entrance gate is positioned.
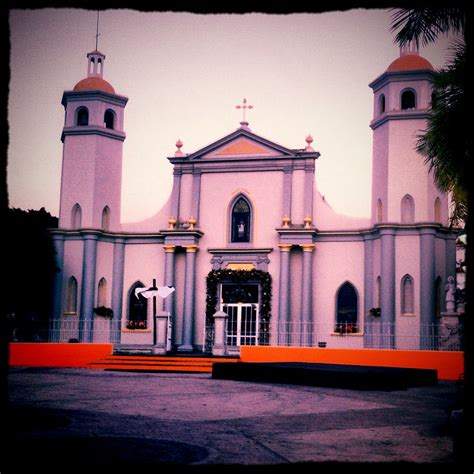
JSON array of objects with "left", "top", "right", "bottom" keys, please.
[{"left": 221, "top": 303, "right": 259, "bottom": 347}]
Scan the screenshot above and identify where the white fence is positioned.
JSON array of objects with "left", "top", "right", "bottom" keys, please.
[
  {"left": 226, "top": 320, "right": 464, "bottom": 352},
  {"left": 10, "top": 318, "right": 464, "bottom": 352},
  {"left": 11, "top": 319, "right": 121, "bottom": 344}
]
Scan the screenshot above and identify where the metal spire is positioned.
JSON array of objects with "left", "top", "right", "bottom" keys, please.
[{"left": 95, "top": 10, "right": 101, "bottom": 51}]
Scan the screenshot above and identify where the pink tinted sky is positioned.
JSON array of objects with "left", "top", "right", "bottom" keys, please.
[{"left": 8, "top": 9, "right": 456, "bottom": 223}]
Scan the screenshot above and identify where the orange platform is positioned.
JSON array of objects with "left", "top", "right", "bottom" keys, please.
[{"left": 240, "top": 346, "right": 464, "bottom": 380}]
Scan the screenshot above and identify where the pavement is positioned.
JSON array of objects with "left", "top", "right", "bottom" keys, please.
[{"left": 4, "top": 366, "right": 462, "bottom": 470}]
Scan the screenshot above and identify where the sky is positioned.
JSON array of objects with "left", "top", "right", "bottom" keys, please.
[{"left": 7, "top": 8, "right": 457, "bottom": 223}]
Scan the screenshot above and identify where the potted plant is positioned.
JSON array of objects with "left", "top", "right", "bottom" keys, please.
[{"left": 93, "top": 306, "right": 113, "bottom": 318}]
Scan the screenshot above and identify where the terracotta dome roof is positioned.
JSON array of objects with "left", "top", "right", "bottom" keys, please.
[
  {"left": 73, "top": 76, "right": 115, "bottom": 94},
  {"left": 387, "top": 54, "right": 433, "bottom": 72}
]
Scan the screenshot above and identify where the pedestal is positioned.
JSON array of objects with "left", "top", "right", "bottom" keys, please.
[
  {"left": 212, "top": 310, "right": 228, "bottom": 356},
  {"left": 439, "top": 312, "right": 463, "bottom": 351},
  {"left": 152, "top": 311, "right": 170, "bottom": 355}
]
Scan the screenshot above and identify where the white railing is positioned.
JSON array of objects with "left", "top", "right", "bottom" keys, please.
[
  {"left": 225, "top": 320, "right": 463, "bottom": 351},
  {"left": 11, "top": 317, "right": 464, "bottom": 352},
  {"left": 10, "top": 319, "right": 121, "bottom": 343}
]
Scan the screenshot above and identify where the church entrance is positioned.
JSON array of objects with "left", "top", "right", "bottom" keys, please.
[{"left": 220, "top": 283, "right": 259, "bottom": 347}]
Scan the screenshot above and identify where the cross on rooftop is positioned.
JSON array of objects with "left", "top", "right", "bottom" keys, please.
[
  {"left": 95, "top": 11, "right": 101, "bottom": 50},
  {"left": 236, "top": 98, "right": 253, "bottom": 123}
]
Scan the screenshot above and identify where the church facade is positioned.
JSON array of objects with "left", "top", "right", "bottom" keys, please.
[{"left": 50, "top": 45, "right": 457, "bottom": 353}]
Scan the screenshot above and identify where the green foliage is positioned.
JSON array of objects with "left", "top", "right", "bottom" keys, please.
[
  {"left": 205, "top": 269, "right": 272, "bottom": 348},
  {"left": 417, "top": 40, "right": 468, "bottom": 226},
  {"left": 6, "top": 207, "right": 58, "bottom": 322},
  {"left": 390, "top": 8, "right": 468, "bottom": 227},
  {"left": 93, "top": 306, "right": 113, "bottom": 318}
]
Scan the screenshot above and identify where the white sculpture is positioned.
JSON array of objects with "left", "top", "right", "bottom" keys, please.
[{"left": 445, "top": 276, "right": 456, "bottom": 312}]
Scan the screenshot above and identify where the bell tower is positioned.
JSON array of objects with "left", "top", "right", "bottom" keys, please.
[
  {"left": 59, "top": 49, "right": 128, "bottom": 231},
  {"left": 368, "top": 45, "right": 448, "bottom": 226}
]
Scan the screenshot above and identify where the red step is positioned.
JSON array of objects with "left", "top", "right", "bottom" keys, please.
[{"left": 88, "top": 355, "right": 239, "bottom": 373}]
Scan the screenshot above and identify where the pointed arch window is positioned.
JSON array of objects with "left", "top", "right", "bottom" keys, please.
[
  {"left": 66, "top": 276, "right": 78, "bottom": 314},
  {"left": 76, "top": 107, "right": 89, "bottom": 126},
  {"left": 101, "top": 206, "right": 110, "bottom": 230},
  {"left": 231, "top": 196, "right": 251, "bottom": 243},
  {"left": 401, "top": 275, "right": 414, "bottom": 314},
  {"left": 434, "top": 197, "right": 442, "bottom": 223},
  {"left": 401, "top": 194, "right": 415, "bottom": 223},
  {"left": 401, "top": 89, "right": 416, "bottom": 110},
  {"left": 379, "top": 94, "right": 386, "bottom": 114},
  {"left": 128, "top": 282, "right": 148, "bottom": 329},
  {"left": 71, "top": 203, "right": 82, "bottom": 229},
  {"left": 97, "top": 278, "right": 107, "bottom": 307},
  {"left": 104, "top": 109, "right": 115, "bottom": 129},
  {"left": 335, "top": 282, "right": 358, "bottom": 333}
]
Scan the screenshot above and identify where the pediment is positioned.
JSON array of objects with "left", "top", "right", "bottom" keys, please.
[
  {"left": 186, "top": 129, "right": 295, "bottom": 160},
  {"left": 204, "top": 137, "right": 281, "bottom": 158}
]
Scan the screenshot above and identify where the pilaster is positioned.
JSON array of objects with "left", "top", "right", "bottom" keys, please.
[
  {"left": 111, "top": 238, "right": 125, "bottom": 344},
  {"left": 278, "top": 244, "right": 292, "bottom": 345},
  {"left": 79, "top": 234, "right": 98, "bottom": 342},
  {"left": 178, "top": 244, "right": 198, "bottom": 351},
  {"left": 300, "top": 244, "right": 315, "bottom": 346}
]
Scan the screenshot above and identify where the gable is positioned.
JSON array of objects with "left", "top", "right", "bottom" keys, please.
[
  {"left": 204, "top": 137, "right": 282, "bottom": 158},
  {"left": 183, "top": 128, "right": 297, "bottom": 161}
]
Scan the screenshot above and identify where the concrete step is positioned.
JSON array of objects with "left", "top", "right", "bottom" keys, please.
[{"left": 88, "top": 354, "right": 239, "bottom": 373}]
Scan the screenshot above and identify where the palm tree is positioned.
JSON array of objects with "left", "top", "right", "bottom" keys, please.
[
  {"left": 391, "top": 8, "right": 467, "bottom": 225},
  {"left": 391, "top": 7, "right": 471, "bottom": 465}
]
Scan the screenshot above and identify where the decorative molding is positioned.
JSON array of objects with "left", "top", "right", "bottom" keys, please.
[
  {"left": 209, "top": 248, "right": 272, "bottom": 271},
  {"left": 184, "top": 244, "right": 199, "bottom": 253}
]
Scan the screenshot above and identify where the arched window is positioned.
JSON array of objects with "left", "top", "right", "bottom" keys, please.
[
  {"left": 76, "top": 107, "right": 89, "bottom": 126},
  {"left": 89, "top": 58, "right": 95, "bottom": 74},
  {"left": 379, "top": 94, "right": 386, "bottom": 114},
  {"left": 401, "top": 89, "right": 416, "bottom": 110},
  {"left": 128, "top": 282, "right": 148, "bottom": 329},
  {"left": 401, "top": 275, "right": 414, "bottom": 314},
  {"left": 335, "top": 282, "right": 358, "bottom": 333},
  {"left": 97, "top": 58, "right": 102, "bottom": 75},
  {"left": 71, "top": 203, "right": 82, "bottom": 229},
  {"left": 376, "top": 199, "right": 383, "bottom": 223},
  {"left": 401, "top": 194, "right": 415, "bottom": 223},
  {"left": 66, "top": 276, "right": 78, "bottom": 313},
  {"left": 97, "top": 278, "right": 107, "bottom": 307},
  {"left": 101, "top": 206, "right": 110, "bottom": 230},
  {"left": 434, "top": 197, "right": 442, "bottom": 223},
  {"left": 231, "top": 196, "right": 251, "bottom": 243},
  {"left": 104, "top": 109, "right": 115, "bottom": 129}
]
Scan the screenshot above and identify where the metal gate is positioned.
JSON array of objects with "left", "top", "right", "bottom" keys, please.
[{"left": 221, "top": 303, "right": 259, "bottom": 346}]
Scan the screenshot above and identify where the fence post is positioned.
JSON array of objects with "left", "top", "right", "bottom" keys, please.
[
  {"left": 152, "top": 311, "right": 170, "bottom": 355},
  {"left": 212, "top": 310, "right": 228, "bottom": 356}
]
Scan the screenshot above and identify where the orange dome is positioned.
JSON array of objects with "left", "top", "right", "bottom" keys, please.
[
  {"left": 387, "top": 54, "right": 433, "bottom": 72},
  {"left": 73, "top": 76, "right": 115, "bottom": 94}
]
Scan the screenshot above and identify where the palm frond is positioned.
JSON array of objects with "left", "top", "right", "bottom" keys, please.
[{"left": 390, "top": 7, "right": 465, "bottom": 47}]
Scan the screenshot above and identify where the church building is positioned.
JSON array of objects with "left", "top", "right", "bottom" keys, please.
[{"left": 50, "top": 43, "right": 457, "bottom": 353}]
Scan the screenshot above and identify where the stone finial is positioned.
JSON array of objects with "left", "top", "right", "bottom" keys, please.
[
  {"left": 282, "top": 214, "right": 291, "bottom": 228},
  {"left": 168, "top": 216, "right": 177, "bottom": 230},
  {"left": 305, "top": 134, "right": 314, "bottom": 152},
  {"left": 175, "top": 139, "right": 184, "bottom": 157},
  {"left": 303, "top": 215, "right": 312, "bottom": 228},
  {"left": 188, "top": 216, "right": 197, "bottom": 230}
]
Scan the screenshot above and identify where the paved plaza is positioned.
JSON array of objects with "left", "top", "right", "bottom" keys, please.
[{"left": 5, "top": 367, "right": 460, "bottom": 469}]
